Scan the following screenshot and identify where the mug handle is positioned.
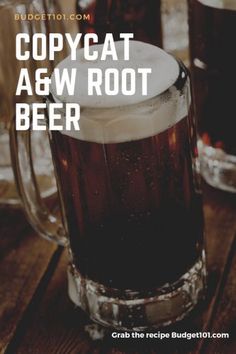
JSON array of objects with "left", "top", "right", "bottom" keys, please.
[{"left": 10, "top": 114, "right": 68, "bottom": 247}]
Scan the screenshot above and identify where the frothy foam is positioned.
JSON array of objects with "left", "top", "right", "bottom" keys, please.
[
  {"left": 198, "top": 0, "right": 236, "bottom": 10},
  {"left": 50, "top": 41, "right": 189, "bottom": 144}
]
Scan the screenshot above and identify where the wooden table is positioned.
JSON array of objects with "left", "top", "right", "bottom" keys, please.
[{"left": 0, "top": 183, "right": 236, "bottom": 354}]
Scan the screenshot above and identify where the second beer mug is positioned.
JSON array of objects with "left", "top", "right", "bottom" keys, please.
[
  {"left": 189, "top": 0, "right": 236, "bottom": 192},
  {"left": 77, "top": 0, "right": 163, "bottom": 46},
  {"left": 11, "top": 41, "right": 206, "bottom": 329}
]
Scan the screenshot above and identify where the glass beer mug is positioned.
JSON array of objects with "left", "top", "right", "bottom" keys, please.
[
  {"left": 0, "top": 0, "right": 71, "bottom": 205},
  {"left": 11, "top": 41, "right": 206, "bottom": 329},
  {"left": 77, "top": 0, "right": 163, "bottom": 46},
  {"left": 188, "top": 0, "right": 236, "bottom": 192}
]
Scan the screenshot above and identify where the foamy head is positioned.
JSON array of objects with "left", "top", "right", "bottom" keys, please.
[
  {"left": 50, "top": 41, "right": 189, "bottom": 144},
  {"left": 198, "top": 0, "right": 236, "bottom": 10}
]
